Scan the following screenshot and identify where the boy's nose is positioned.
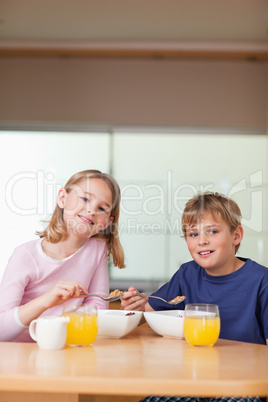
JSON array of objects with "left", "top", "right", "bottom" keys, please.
[{"left": 198, "top": 234, "right": 209, "bottom": 245}]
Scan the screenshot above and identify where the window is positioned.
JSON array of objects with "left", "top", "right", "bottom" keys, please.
[
  {"left": 0, "top": 131, "right": 110, "bottom": 279},
  {"left": 1, "top": 130, "right": 267, "bottom": 290}
]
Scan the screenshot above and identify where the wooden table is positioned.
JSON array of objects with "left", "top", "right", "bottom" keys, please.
[{"left": 0, "top": 324, "right": 268, "bottom": 402}]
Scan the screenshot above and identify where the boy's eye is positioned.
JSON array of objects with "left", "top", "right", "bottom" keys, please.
[
  {"left": 209, "top": 230, "right": 218, "bottom": 235},
  {"left": 80, "top": 197, "right": 89, "bottom": 202},
  {"left": 189, "top": 232, "right": 198, "bottom": 238}
]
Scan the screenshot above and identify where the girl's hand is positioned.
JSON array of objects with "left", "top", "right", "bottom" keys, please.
[
  {"left": 120, "top": 286, "right": 149, "bottom": 312},
  {"left": 42, "top": 280, "right": 88, "bottom": 309},
  {"left": 18, "top": 280, "right": 89, "bottom": 327}
]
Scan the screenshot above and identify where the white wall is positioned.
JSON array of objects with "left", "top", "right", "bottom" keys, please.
[
  {"left": 0, "top": 57, "right": 267, "bottom": 130},
  {"left": 110, "top": 133, "right": 268, "bottom": 285}
]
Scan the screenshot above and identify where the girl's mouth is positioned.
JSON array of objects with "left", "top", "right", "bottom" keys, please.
[{"left": 78, "top": 215, "right": 94, "bottom": 225}]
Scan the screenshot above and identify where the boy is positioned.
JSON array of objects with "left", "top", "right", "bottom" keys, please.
[{"left": 121, "top": 192, "right": 268, "bottom": 402}]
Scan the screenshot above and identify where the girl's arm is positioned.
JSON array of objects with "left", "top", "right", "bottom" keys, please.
[
  {"left": 18, "top": 280, "right": 88, "bottom": 327},
  {"left": 0, "top": 245, "right": 88, "bottom": 341},
  {"left": 82, "top": 242, "right": 109, "bottom": 310}
]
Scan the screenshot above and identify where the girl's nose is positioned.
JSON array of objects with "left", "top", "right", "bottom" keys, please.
[{"left": 87, "top": 203, "right": 96, "bottom": 215}]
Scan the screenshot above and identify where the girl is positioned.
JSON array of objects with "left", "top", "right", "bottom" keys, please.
[{"left": 0, "top": 169, "right": 125, "bottom": 342}]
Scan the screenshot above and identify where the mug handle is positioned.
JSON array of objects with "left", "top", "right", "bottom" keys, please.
[{"left": 29, "top": 319, "right": 38, "bottom": 341}]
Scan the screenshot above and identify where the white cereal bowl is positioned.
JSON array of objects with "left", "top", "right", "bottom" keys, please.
[
  {"left": 144, "top": 310, "right": 185, "bottom": 339},
  {"left": 97, "top": 309, "right": 143, "bottom": 338}
]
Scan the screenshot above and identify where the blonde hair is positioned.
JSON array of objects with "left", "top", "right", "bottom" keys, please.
[
  {"left": 181, "top": 192, "right": 242, "bottom": 253},
  {"left": 37, "top": 170, "right": 125, "bottom": 268}
]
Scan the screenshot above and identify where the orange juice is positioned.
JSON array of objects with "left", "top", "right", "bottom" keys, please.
[
  {"left": 62, "top": 311, "right": 98, "bottom": 346},
  {"left": 184, "top": 316, "right": 220, "bottom": 346}
]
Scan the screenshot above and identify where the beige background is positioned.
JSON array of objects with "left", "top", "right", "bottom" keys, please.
[{"left": 0, "top": 58, "right": 267, "bottom": 130}]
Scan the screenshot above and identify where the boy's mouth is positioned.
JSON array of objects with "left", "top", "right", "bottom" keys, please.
[
  {"left": 78, "top": 215, "right": 94, "bottom": 225},
  {"left": 198, "top": 250, "right": 214, "bottom": 256}
]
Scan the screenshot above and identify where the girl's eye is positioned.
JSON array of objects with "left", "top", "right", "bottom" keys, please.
[
  {"left": 99, "top": 206, "right": 108, "bottom": 213},
  {"left": 80, "top": 197, "right": 88, "bottom": 202}
]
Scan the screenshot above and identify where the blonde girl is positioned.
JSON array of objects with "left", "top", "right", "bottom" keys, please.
[{"left": 0, "top": 170, "right": 124, "bottom": 342}]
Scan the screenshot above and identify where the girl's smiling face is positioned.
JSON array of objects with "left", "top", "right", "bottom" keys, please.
[
  {"left": 185, "top": 212, "right": 243, "bottom": 276},
  {"left": 57, "top": 178, "right": 114, "bottom": 239}
]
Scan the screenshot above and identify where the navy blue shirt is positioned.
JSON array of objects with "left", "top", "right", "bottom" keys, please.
[{"left": 149, "top": 258, "right": 268, "bottom": 345}]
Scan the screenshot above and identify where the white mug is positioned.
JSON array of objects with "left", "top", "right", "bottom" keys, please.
[{"left": 29, "top": 316, "right": 70, "bottom": 350}]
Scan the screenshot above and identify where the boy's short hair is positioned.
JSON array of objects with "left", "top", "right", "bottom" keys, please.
[{"left": 181, "top": 192, "right": 242, "bottom": 253}]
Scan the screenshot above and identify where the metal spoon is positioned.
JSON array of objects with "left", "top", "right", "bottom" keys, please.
[
  {"left": 80, "top": 293, "right": 123, "bottom": 302},
  {"left": 81, "top": 292, "right": 185, "bottom": 305},
  {"left": 136, "top": 293, "right": 186, "bottom": 305}
]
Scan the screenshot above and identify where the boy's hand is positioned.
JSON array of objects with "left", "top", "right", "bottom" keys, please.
[{"left": 121, "top": 286, "right": 149, "bottom": 312}]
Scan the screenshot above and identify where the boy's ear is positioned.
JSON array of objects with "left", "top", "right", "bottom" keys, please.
[
  {"left": 233, "top": 225, "right": 244, "bottom": 246},
  {"left": 57, "top": 188, "right": 67, "bottom": 209}
]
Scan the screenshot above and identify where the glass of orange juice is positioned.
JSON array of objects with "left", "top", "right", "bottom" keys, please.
[
  {"left": 62, "top": 305, "right": 98, "bottom": 347},
  {"left": 184, "top": 304, "right": 220, "bottom": 346}
]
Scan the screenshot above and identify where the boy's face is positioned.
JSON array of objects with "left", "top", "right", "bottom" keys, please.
[{"left": 184, "top": 212, "right": 243, "bottom": 276}]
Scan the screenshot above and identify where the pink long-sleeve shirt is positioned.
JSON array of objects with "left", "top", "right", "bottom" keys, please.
[{"left": 0, "top": 238, "right": 109, "bottom": 342}]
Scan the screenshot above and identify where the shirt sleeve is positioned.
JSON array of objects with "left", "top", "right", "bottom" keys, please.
[
  {"left": 0, "top": 245, "right": 36, "bottom": 341},
  {"left": 258, "top": 272, "right": 268, "bottom": 340},
  {"left": 83, "top": 241, "right": 109, "bottom": 310},
  {"left": 148, "top": 267, "right": 185, "bottom": 311}
]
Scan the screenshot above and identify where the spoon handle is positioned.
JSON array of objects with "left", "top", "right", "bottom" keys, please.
[{"left": 136, "top": 293, "right": 185, "bottom": 305}]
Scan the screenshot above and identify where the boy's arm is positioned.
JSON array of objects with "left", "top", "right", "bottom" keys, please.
[
  {"left": 266, "top": 339, "right": 268, "bottom": 345},
  {"left": 121, "top": 287, "right": 154, "bottom": 312}
]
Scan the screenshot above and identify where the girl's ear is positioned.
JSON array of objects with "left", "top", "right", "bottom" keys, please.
[
  {"left": 233, "top": 225, "right": 243, "bottom": 246},
  {"left": 106, "top": 216, "right": 114, "bottom": 229},
  {"left": 57, "top": 188, "right": 67, "bottom": 209}
]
